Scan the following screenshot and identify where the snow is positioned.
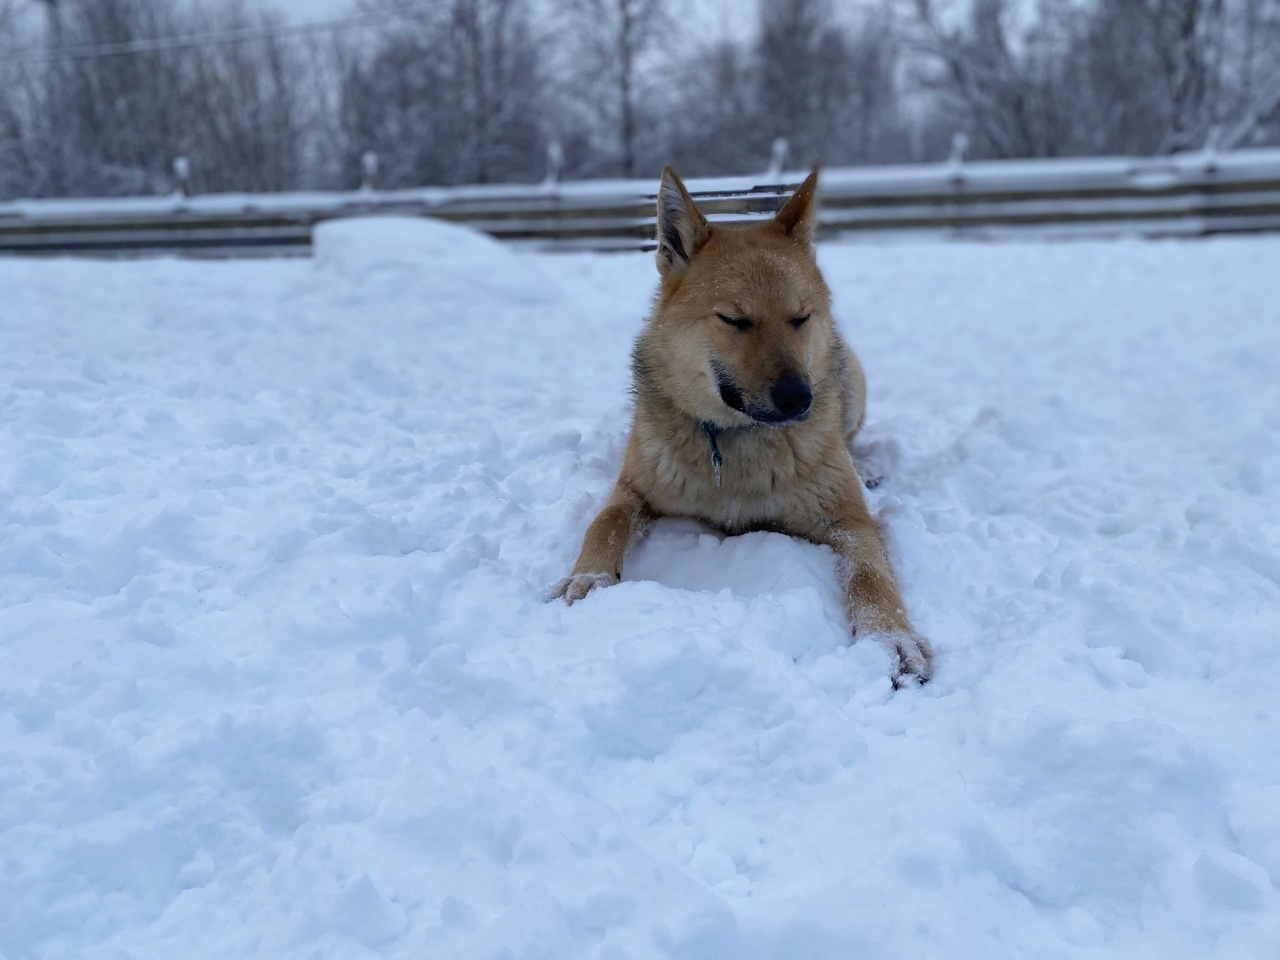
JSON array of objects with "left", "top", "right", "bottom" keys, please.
[{"left": 2, "top": 220, "right": 1278, "bottom": 958}]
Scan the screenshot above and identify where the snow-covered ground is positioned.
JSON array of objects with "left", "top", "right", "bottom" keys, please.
[{"left": 2, "top": 221, "right": 1278, "bottom": 959}]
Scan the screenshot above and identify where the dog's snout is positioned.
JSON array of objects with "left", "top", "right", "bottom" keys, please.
[{"left": 770, "top": 377, "right": 812, "bottom": 420}]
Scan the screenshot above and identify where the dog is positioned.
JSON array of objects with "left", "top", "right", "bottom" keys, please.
[{"left": 550, "top": 166, "right": 932, "bottom": 685}]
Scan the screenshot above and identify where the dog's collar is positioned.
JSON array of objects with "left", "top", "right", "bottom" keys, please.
[{"left": 700, "top": 421, "right": 724, "bottom": 488}]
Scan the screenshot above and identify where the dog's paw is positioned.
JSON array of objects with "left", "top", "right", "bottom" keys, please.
[
  {"left": 850, "top": 437, "right": 898, "bottom": 490},
  {"left": 546, "top": 572, "right": 619, "bottom": 605},
  {"left": 888, "top": 632, "right": 934, "bottom": 688}
]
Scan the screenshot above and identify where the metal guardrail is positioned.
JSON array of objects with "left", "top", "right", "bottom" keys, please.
[{"left": 2, "top": 147, "right": 1280, "bottom": 257}]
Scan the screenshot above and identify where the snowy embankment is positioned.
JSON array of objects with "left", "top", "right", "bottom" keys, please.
[{"left": 1, "top": 221, "right": 1278, "bottom": 958}]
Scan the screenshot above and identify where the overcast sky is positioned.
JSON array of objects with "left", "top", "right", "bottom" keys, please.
[
  {"left": 269, "top": 0, "right": 759, "bottom": 40},
  {"left": 11, "top": 0, "right": 858, "bottom": 49},
  {"left": 11, "top": 0, "right": 851, "bottom": 47},
  {"left": 271, "top": 0, "right": 347, "bottom": 16}
]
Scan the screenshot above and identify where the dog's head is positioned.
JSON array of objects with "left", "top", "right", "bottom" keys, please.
[{"left": 637, "top": 165, "right": 836, "bottom": 428}]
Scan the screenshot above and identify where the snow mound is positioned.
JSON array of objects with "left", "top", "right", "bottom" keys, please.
[{"left": 313, "top": 215, "right": 554, "bottom": 301}]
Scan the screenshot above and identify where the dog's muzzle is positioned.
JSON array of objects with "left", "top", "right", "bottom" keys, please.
[{"left": 714, "top": 366, "right": 812, "bottom": 426}]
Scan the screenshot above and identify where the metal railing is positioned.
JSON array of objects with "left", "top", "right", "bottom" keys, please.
[{"left": 2, "top": 145, "right": 1279, "bottom": 257}]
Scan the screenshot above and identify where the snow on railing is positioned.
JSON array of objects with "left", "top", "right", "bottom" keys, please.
[{"left": 2, "top": 146, "right": 1280, "bottom": 257}]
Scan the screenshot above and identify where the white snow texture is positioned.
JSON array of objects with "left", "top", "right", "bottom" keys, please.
[{"left": 1, "top": 218, "right": 1278, "bottom": 958}]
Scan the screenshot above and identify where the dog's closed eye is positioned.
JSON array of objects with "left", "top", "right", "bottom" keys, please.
[
  {"left": 717, "top": 313, "right": 753, "bottom": 332},
  {"left": 790, "top": 314, "right": 811, "bottom": 329}
]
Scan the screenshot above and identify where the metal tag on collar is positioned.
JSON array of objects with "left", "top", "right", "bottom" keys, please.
[{"left": 700, "top": 421, "right": 724, "bottom": 488}]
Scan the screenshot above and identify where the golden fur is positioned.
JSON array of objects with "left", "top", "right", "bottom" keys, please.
[{"left": 550, "top": 167, "right": 932, "bottom": 684}]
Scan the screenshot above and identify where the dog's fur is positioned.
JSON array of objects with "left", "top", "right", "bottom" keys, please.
[{"left": 550, "top": 167, "right": 932, "bottom": 684}]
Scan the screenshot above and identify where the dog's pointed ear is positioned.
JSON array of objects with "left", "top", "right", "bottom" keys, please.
[
  {"left": 655, "top": 166, "right": 710, "bottom": 276},
  {"left": 774, "top": 166, "right": 820, "bottom": 247}
]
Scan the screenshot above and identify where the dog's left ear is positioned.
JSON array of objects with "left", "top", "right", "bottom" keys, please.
[
  {"left": 774, "top": 167, "right": 820, "bottom": 247},
  {"left": 655, "top": 166, "right": 710, "bottom": 277}
]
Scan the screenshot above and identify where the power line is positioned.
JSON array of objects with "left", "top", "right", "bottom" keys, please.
[{"left": 1, "top": 4, "right": 435, "bottom": 65}]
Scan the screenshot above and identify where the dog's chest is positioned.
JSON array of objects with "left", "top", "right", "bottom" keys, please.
[{"left": 636, "top": 426, "right": 816, "bottom": 532}]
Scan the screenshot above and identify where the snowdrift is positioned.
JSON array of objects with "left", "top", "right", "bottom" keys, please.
[
  {"left": 313, "top": 215, "right": 556, "bottom": 302},
  {"left": 0, "top": 235, "right": 1277, "bottom": 958}
]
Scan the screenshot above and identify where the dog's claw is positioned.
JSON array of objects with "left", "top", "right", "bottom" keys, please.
[
  {"left": 547, "top": 572, "right": 619, "bottom": 605},
  {"left": 850, "top": 627, "right": 934, "bottom": 687},
  {"left": 890, "top": 632, "right": 933, "bottom": 687}
]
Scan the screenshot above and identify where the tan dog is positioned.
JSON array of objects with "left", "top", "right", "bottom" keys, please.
[{"left": 550, "top": 167, "right": 932, "bottom": 684}]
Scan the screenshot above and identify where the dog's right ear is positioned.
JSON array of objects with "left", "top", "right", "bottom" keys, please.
[{"left": 655, "top": 166, "right": 709, "bottom": 277}]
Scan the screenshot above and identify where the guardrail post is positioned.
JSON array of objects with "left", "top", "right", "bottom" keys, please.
[
  {"left": 172, "top": 156, "right": 191, "bottom": 197},
  {"left": 361, "top": 151, "right": 379, "bottom": 192},
  {"left": 1194, "top": 126, "right": 1222, "bottom": 236},
  {"left": 1202, "top": 126, "right": 1220, "bottom": 176},
  {"left": 948, "top": 133, "right": 969, "bottom": 187},
  {"left": 945, "top": 133, "right": 969, "bottom": 234},
  {"left": 543, "top": 140, "right": 564, "bottom": 190},
  {"left": 767, "top": 137, "right": 789, "bottom": 179}
]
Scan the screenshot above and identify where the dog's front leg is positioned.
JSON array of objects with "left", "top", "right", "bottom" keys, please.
[
  {"left": 817, "top": 490, "right": 933, "bottom": 685},
  {"left": 549, "top": 483, "right": 653, "bottom": 605}
]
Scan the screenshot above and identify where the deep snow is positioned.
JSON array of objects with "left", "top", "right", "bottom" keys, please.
[{"left": 1, "top": 221, "right": 1278, "bottom": 959}]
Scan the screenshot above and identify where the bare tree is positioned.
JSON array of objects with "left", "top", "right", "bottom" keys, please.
[
  {"left": 339, "top": 0, "right": 544, "bottom": 188},
  {"left": 834, "top": 8, "right": 904, "bottom": 164},
  {"left": 664, "top": 37, "right": 767, "bottom": 177},
  {"left": 1222, "top": 0, "right": 1280, "bottom": 146},
  {"left": 909, "top": 0, "right": 1280, "bottom": 159},
  {"left": 757, "top": 0, "right": 851, "bottom": 164},
  {"left": 554, "top": 0, "right": 667, "bottom": 178},
  {"left": 0, "top": 0, "right": 312, "bottom": 196},
  {"left": 909, "top": 0, "right": 1082, "bottom": 158},
  {"left": 1082, "top": 0, "right": 1225, "bottom": 153},
  {"left": 5, "top": 0, "right": 1279, "bottom": 201},
  {"left": 0, "top": 1, "right": 45, "bottom": 197},
  {"left": 180, "top": 2, "right": 307, "bottom": 192}
]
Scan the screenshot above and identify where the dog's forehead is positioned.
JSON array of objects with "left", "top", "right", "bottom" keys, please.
[{"left": 702, "top": 241, "right": 815, "bottom": 308}]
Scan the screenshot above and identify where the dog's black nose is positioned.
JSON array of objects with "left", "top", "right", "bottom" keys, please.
[{"left": 771, "top": 377, "right": 812, "bottom": 419}]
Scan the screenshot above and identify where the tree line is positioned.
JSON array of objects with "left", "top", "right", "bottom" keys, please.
[{"left": 1, "top": 0, "right": 1278, "bottom": 200}]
